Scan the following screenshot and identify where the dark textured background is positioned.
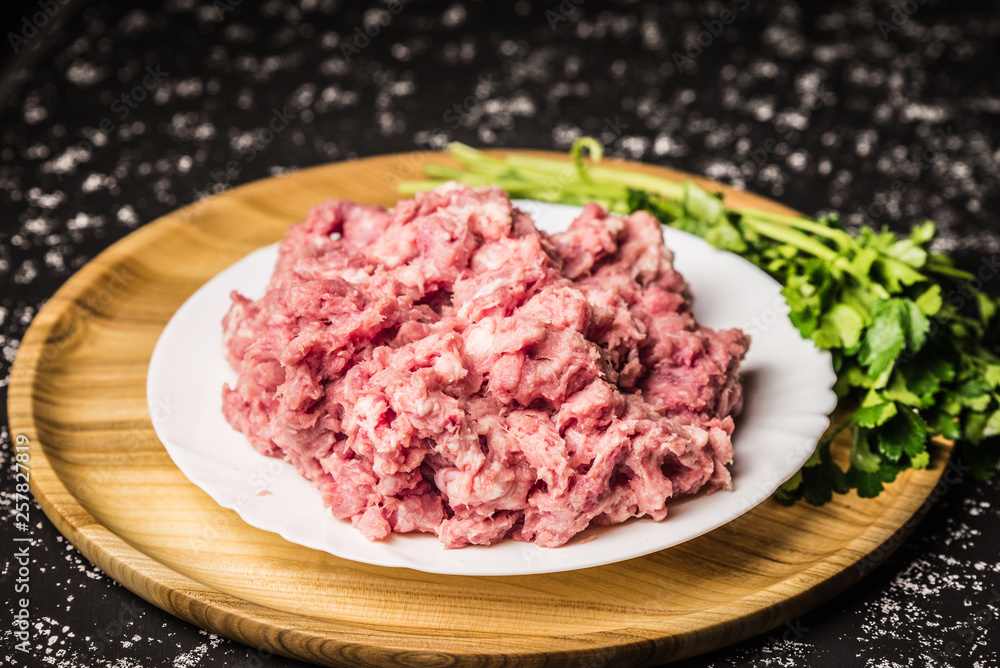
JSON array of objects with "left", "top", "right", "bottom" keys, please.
[{"left": 2, "top": 1, "right": 999, "bottom": 666}]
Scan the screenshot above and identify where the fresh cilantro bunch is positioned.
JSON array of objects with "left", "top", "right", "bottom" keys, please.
[
  {"left": 400, "top": 139, "right": 1000, "bottom": 504},
  {"left": 631, "top": 186, "right": 1000, "bottom": 502}
]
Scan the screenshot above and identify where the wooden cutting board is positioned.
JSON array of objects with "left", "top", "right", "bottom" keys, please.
[{"left": 8, "top": 151, "right": 951, "bottom": 667}]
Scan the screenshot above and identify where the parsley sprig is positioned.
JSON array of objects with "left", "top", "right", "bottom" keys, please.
[{"left": 399, "top": 140, "right": 1000, "bottom": 503}]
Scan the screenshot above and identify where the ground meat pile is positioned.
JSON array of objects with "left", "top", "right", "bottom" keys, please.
[{"left": 221, "top": 183, "right": 750, "bottom": 548}]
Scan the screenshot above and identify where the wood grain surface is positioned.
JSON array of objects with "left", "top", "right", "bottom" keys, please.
[{"left": 7, "top": 151, "right": 952, "bottom": 667}]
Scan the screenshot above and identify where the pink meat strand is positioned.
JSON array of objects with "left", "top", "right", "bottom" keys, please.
[{"left": 221, "top": 183, "right": 750, "bottom": 548}]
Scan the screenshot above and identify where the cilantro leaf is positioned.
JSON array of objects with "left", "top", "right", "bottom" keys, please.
[
  {"left": 978, "top": 291, "right": 998, "bottom": 326},
  {"left": 885, "top": 238, "right": 928, "bottom": 268},
  {"left": 909, "top": 220, "right": 936, "bottom": 245},
  {"left": 924, "top": 407, "right": 963, "bottom": 441},
  {"left": 858, "top": 299, "right": 929, "bottom": 378},
  {"left": 877, "top": 406, "right": 928, "bottom": 462},
  {"left": 853, "top": 401, "right": 897, "bottom": 428},
  {"left": 985, "top": 406, "right": 1000, "bottom": 439},
  {"left": 813, "top": 302, "right": 867, "bottom": 350},
  {"left": 915, "top": 284, "right": 943, "bottom": 316},
  {"left": 680, "top": 182, "right": 748, "bottom": 253},
  {"left": 875, "top": 256, "right": 927, "bottom": 292},
  {"left": 850, "top": 428, "right": 882, "bottom": 473},
  {"left": 845, "top": 466, "right": 885, "bottom": 498},
  {"left": 882, "top": 372, "right": 926, "bottom": 407},
  {"left": 965, "top": 412, "right": 989, "bottom": 444},
  {"left": 899, "top": 350, "right": 956, "bottom": 398}
]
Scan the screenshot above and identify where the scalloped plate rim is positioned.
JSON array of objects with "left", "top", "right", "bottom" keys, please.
[{"left": 146, "top": 199, "right": 838, "bottom": 576}]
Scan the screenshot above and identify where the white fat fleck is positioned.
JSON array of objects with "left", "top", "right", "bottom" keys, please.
[
  {"left": 473, "top": 244, "right": 506, "bottom": 272},
  {"left": 472, "top": 277, "right": 508, "bottom": 299},
  {"left": 463, "top": 323, "right": 495, "bottom": 358},
  {"left": 433, "top": 353, "right": 467, "bottom": 383},
  {"left": 416, "top": 398, "right": 436, "bottom": 417},
  {"left": 337, "top": 267, "right": 371, "bottom": 284},
  {"left": 395, "top": 265, "right": 422, "bottom": 290}
]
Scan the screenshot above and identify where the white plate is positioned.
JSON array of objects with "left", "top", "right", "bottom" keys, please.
[{"left": 147, "top": 200, "right": 837, "bottom": 576}]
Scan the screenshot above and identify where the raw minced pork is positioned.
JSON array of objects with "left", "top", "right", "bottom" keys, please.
[{"left": 221, "top": 182, "right": 750, "bottom": 548}]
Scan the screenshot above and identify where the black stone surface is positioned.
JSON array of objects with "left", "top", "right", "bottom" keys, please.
[{"left": 2, "top": 1, "right": 999, "bottom": 667}]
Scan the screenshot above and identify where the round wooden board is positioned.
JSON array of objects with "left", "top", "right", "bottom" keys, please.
[{"left": 9, "top": 150, "right": 951, "bottom": 667}]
